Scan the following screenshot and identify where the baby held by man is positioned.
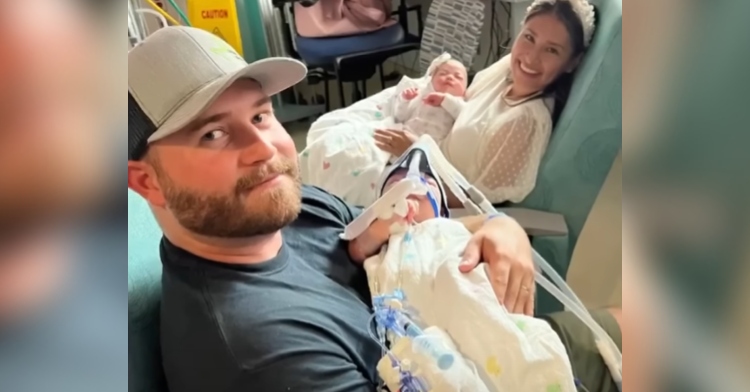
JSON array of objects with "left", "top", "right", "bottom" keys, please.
[{"left": 346, "top": 150, "right": 578, "bottom": 392}]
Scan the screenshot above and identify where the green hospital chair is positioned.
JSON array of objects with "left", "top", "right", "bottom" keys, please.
[{"left": 127, "top": 0, "right": 622, "bottom": 389}]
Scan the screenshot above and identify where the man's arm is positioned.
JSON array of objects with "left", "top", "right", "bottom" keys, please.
[
  {"left": 453, "top": 213, "right": 515, "bottom": 234},
  {"left": 349, "top": 213, "right": 516, "bottom": 263}
]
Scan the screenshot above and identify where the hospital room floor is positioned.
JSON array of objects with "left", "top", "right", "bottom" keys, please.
[{"left": 288, "top": 120, "right": 623, "bottom": 310}]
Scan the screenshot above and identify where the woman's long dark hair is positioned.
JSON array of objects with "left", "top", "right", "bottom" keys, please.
[{"left": 524, "top": 1, "right": 597, "bottom": 125}]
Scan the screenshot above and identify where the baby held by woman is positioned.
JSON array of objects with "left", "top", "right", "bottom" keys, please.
[
  {"left": 374, "top": 54, "right": 468, "bottom": 158},
  {"left": 347, "top": 150, "right": 577, "bottom": 392}
]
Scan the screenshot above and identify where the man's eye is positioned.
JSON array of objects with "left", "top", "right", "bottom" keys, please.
[
  {"left": 252, "top": 112, "right": 272, "bottom": 125},
  {"left": 201, "top": 130, "right": 227, "bottom": 141}
]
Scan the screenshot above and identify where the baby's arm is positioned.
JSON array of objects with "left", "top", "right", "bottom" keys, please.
[
  {"left": 348, "top": 200, "right": 418, "bottom": 263},
  {"left": 348, "top": 222, "right": 389, "bottom": 263},
  {"left": 440, "top": 95, "right": 467, "bottom": 119},
  {"left": 393, "top": 90, "right": 418, "bottom": 123},
  {"left": 392, "top": 77, "right": 421, "bottom": 123}
]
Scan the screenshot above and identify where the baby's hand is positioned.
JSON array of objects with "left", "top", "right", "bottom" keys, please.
[
  {"left": 423, "top": 92, "right": 445, "bottom": 106},
  {"left": 369, "top": 199, "right": 420, "bottom": 240},
  {"left": 402, "top": 88, "right": 419, "bottom": 101},
  {"left": 350, "top": 199, "right": 419, "bottom": 263}
]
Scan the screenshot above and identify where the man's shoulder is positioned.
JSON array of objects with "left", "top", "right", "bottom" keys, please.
[
  {"left": 301, "top": 184, "right": 336, "bottom": 203},
  {"left": 299, "top": 185, "right": 360, "bottom": 227}
]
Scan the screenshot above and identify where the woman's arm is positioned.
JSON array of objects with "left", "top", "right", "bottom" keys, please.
[{"left": 472, "top": 106, "right": 552, "bottom": 204}]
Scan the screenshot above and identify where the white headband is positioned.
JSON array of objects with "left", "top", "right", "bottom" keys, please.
[
  {"left": 526, "top": 0, "right": 596, "bottom": 47},
  {"left": 425, "top": 52, "right": 453, "bottom": 77}
]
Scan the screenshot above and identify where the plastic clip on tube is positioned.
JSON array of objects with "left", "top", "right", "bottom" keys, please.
[{"left": 388, "top": 310, "right": 455, "bottom": 370}]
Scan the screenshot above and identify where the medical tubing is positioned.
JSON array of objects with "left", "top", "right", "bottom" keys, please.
[
  {"left": 535, "top": 273, "right": 622, "bottom": 366},
  {"left": 369, "top": 304, "right": 433, "bottom": 392},
  {"left": 167, "top": 0, "right": 192, "bottom": 26},
  {"left": 389, "top": 312, "right": 455, "bottom": 371},
  {"left": 367, "top": 312, "right": 394, "bottom": 356},
  {"left": 461, "top": 200, "right": 484, "bottom": 216},
  {"left": 426, "top": 135, "right": 592, "bottom": 317},
  {"left": 420, "top": 137, "right": 483, "bottom": 213},
  {"left": 532, "top": 252, "right": 590, "bottom": 319},
  {"left": 144, "top": 0, "right": 182, "bottom": 26},
  {"left": 415, "top": 135, "right": 622, "bottom": 364},
  {"left": 466, "top": 186, "right": 496, "bottom": 213}
]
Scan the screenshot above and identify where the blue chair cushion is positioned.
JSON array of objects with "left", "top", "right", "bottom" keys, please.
[{"left": 295, "top": 23, "right": 405, "bottom": 67}]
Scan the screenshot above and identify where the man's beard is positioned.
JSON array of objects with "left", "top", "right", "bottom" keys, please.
[{"left": 157, "top": 158, "right": 303, "bottom": 238}]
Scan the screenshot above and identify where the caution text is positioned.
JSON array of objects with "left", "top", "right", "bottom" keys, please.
[{"left": 201, "top": 9, "right": 229, "bottom": 19}]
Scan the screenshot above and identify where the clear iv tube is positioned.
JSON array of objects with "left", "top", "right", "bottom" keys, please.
[{"left": 414, "top": 135, "right": 622, "bottom": 370}]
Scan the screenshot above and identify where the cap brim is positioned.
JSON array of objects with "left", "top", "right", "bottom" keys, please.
[{"left": 147, "top": 57, "right": 307, "bottom": 143}]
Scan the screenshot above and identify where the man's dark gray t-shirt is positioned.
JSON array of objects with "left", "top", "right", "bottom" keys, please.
[{"left": 160, "top": 186, "right": 382, "bottom": 392}]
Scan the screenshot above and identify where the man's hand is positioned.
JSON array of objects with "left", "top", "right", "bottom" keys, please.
[
  {"left": 423, "top": 92, "right": 446, "bottom": 107},
  {"left": 459, "top": 216, "right": 536, "bottom": 315},
  {"left": 374, "top": 129, "right": 418, "bottom": 157},
  {"left": 401, "top": 88, "right": 419, "bottom": 101}
]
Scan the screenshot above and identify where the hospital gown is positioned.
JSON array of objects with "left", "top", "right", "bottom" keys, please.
[{"left": 364, "top": 218, "right": 577, "bottom": 392}]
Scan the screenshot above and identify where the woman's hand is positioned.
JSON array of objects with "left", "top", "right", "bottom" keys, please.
[
  {"left": 374, "top": 129, "right": 418, "bottom": 157},
  {"left": 459, "top": 216, "right": 536, "bottom": 315}
]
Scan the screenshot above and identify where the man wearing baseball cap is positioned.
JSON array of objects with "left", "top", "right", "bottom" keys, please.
[{"left": 128, "top": 27, "right": 621, "bottom": 392}]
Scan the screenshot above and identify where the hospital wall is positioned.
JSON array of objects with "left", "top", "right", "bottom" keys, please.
[{"left": 567, "top": 154, "right": 622, "bottom": 309}]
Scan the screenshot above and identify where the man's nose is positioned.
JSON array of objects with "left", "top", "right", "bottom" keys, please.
[
  {"left": 238, "top": 128, "right": 277, "bottom": 166},
  {"left": 528, "top": 50, "right": 542, "bottom": 66}
]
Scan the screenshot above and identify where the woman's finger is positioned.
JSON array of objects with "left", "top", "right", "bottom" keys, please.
[
  {"left": 375, "top": 129, "right": 399, "bottom": 137},
  {"left": 373, "top": 133, "right": 391, "bottom": 144},
  {"left": 374, "top": 141, "right": 394, "bottom": 154}
]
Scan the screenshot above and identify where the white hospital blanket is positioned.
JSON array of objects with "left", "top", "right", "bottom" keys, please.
[
  {"left": 299, "top": 85, "right": 401, "bottom": 206},
  {"left": 364, "top": 219, "right": 577, "bottom": 392},
  {"left": 300, "top": 77, "right": 441, "bottom": 207},
  {"left": 299, "top": 123, "right": 391, "bottom": 207}
]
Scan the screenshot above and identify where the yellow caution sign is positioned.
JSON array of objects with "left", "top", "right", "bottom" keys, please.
[{"left": 187, "top": 0, "right": 244, "bottom": 55}]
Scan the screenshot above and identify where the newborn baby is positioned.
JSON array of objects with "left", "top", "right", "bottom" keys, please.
[
  {"left": 348, "top": 152, "right": 577, "bottom": 392},
  {"left": 374, "top": 55, "right": 468, "bottom": 158}
]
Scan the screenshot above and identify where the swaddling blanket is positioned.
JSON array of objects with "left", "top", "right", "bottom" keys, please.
[{"left": 364, "top": 218, "right": 577, "bottom": 392}]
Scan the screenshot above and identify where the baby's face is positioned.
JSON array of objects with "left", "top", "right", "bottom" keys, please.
[
  {"left": 431, "top": 60, "right": 468, "bottom": 97},
  {"left": 382, "top": 170, "right": 443, "bottom": 223}
]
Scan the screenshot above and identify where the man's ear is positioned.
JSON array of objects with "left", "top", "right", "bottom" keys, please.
[{"left": 127, "top": 159, "right": 167, "bottom": 208}]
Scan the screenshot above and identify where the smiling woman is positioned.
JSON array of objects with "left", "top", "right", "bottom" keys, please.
[
  {"left": 439, "top": 0, "right": 596, "bottom": 206},
  {"left": 513, "top": 0, "right": 592, "bottom": 123}
]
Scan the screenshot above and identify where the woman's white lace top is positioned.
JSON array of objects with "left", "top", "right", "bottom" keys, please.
[{"left": 441, "top": 55, "right": 553, "bottom": 204}]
